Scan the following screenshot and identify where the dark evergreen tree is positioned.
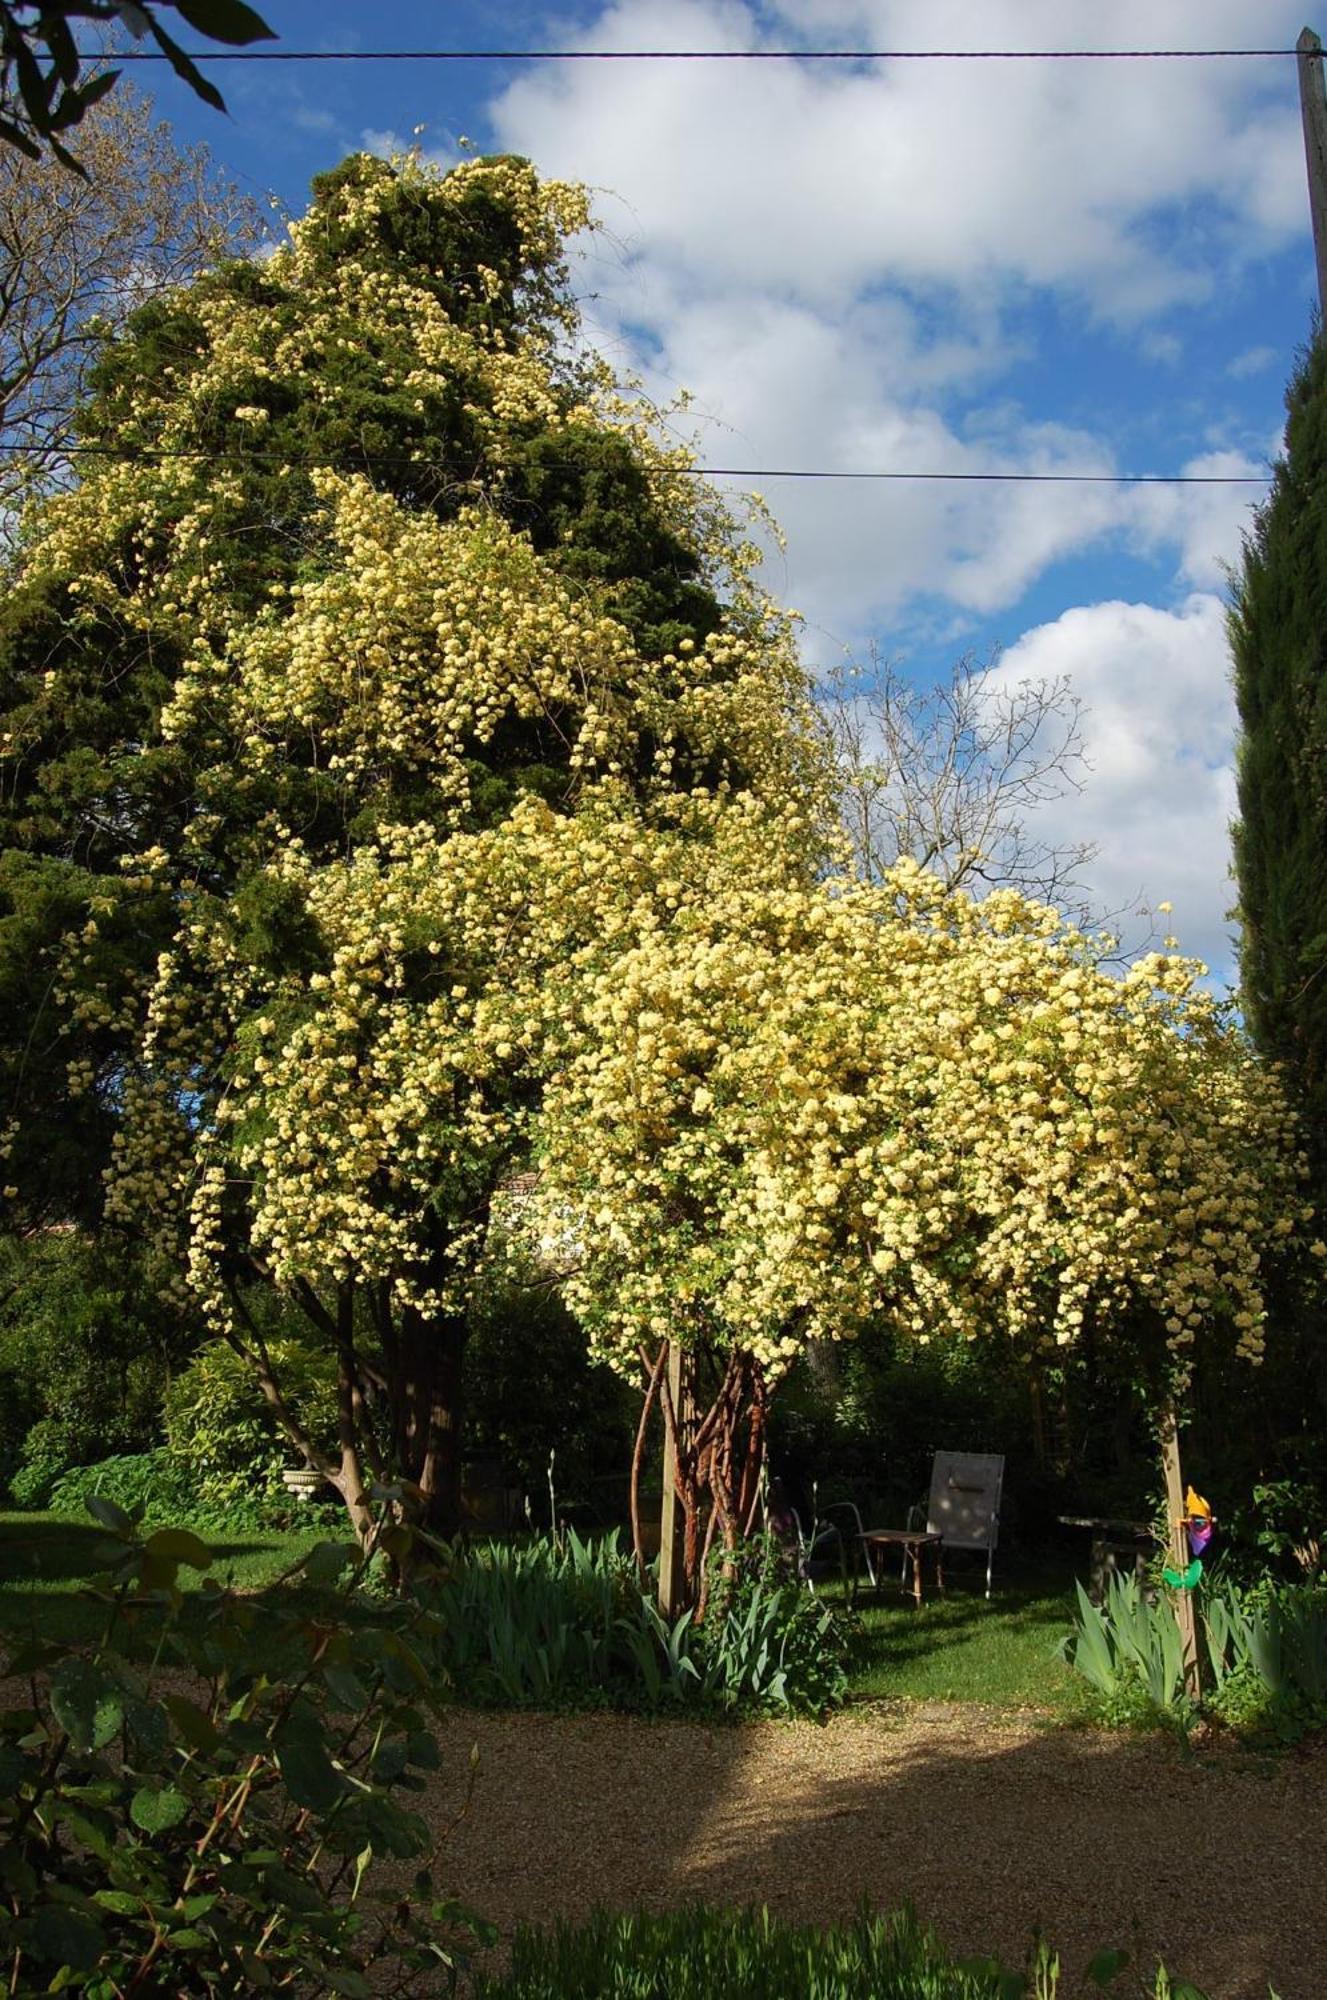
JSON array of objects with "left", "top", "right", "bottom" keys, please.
[{"left": 1231, "top": 333, "right": 1327, "bottom": 1177}]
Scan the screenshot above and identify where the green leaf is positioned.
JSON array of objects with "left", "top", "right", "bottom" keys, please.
[
  {"left": 302, "top": 1541, "right": 356, "bottom": 1587},
  {"left": 92, "top": 1890, "right": 142, "bottom": 1916},
  {"left": 85, "top": 1494, "right": 134, "bottom": 1537},
  {"left": 170, "top": 0, "right": 278, "bottom": 44},
  {"left": 30, "top": 1902, "right": 104, "bottom": 1969},
  {"left": 71, "top": 68, "right": 121, "bottom": 114},
  {"left": 50, "top": 1659, "right": 123, "bottom": 1753},
  {"left": 275, "top": 1730, "right": 345, "bottom": 1812},
  {"left": 323, "top": 1664, "right": 368, "bottom": 1711},
  {"left": 124, "top": 1698, "right": 169, "bottom": 1756},
  {"left": 146, "top": 16, "right": 226, "bottom": 113},
  {"left": 1086, "top": 1947, "right": 1131, "bottom": 1986},
  {"left": 163, "top": 1694, "right": 219, "bottom": 1751},
  {"left": 145, "top": 1528, "right": 213, "bottom": 1571},
  {"left": 129, "top": 1785, "right": 188, "bottom": 1833}
]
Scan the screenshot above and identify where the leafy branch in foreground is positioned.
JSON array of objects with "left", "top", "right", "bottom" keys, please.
[
  {"left": 0, "top": 1496, "right": 490, "bottom": 1996},
  {"left": 0, "top": 3, "right": 275, "bottom": 171}
]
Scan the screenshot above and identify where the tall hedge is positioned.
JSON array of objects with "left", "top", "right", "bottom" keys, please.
[{"left": 1231, "top": 333, "right": 1327, "bottom": 1177}]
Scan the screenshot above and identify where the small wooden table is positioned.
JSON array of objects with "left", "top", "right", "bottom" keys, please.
[
  {"left": 859, "top": 1528, "right": 945, "bottom": 1607},
  {"left": 1058, "top": 1516, "right": 1153, "bottom": 1602}
]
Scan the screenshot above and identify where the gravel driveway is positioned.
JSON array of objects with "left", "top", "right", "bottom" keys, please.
[{"left": 430, "top": 1702, "right": 1327, "bottom": 1999}]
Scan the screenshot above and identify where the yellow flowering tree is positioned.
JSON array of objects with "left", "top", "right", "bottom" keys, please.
[
  {"left": 518, "top": 861, "right": 1309, "bottom": 1604},
  {"left": 0, "top": 149, "right": 824, "bottom": 1540}
]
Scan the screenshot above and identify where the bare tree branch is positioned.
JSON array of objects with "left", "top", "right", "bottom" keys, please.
[
  {"left": 818, "top": 645, "right": 1101, "bottom": 919},
  {"left": 0, "top": 76, "right": 265, "bottom": 535}
]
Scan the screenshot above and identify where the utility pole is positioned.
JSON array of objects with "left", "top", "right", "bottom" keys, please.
[{"left": 1298, "top": 27, "right": 1327, "bottom": 317}]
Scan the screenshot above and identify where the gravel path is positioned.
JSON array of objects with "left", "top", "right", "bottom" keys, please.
[{"left": 431, "top": 1703, "right": 1327, "bottom": 1999}]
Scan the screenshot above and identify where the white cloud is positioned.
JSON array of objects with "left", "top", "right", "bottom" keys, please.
[
  {"left": 1122, "top": 448, "right": 1268, "bottom": 590},
  {"left": 481, "top": 0, "right": 1298, "bottom": 979},
  {"left": 989, "top": 594, "right": 1239, "bottom": 973},
  {"left": 493, "top": 0, "right": 1306, "bottom": 320},
  {"left": 1228, "top": 345, "right": 1279, "bottom": 378}
]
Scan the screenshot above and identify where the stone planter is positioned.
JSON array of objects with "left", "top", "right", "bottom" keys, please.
[{"left": 280, "top": 1466, "right": 329, "bottom": 1502}]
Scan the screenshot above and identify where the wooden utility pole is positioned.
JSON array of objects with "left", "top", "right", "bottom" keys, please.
[
  {"left": 1159, "top": 1405, "right": 1202, "bottom": 1702},
  {"left": 657, "top": 1342, "right": 694, "bottom": 1619},
  {"left": 1298, "top": 27, "right": 1327, "bottom": 316}
]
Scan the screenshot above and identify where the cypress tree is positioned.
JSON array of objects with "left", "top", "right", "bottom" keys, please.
[{"left": 1231, "top": 333, "right": 1327, "bottom": 1176}]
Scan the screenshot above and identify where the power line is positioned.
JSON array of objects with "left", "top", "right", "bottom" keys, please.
[
  {"left": 79, "top": 46, "right": 1301, "bottom": 65},
  {"left": 698, "top": 467, "right": 1270, "bottom": 485},
  {"left": 0, "top": 439, "right": 1271, "bottom": 485}
]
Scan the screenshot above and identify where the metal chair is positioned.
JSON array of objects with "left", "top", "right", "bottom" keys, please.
[
  {"left": 860, "top": 1450, "right": 1004, "bottom": 1601},
  {"left": 788, "top": 1499, "right": 869, "bottom": 1591}
]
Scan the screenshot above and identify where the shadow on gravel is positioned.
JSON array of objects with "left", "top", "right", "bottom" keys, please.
[{"left": 435, "top": 1704, "right": 1325, "bottom": 2000}]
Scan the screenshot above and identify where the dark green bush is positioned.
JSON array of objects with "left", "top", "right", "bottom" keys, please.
[
  {"left": 0, "top": 1498, "right": 489, "bottom": 1995},
  {"left": 472, "top": 1905, "right": 1214, "bottom": 1999},
  {"left": 162, "top": 1334, "right": 339, "bottom": 1520},
  {"left": 46, "top": 1448, "right": 217, "bottom": 1527},
  {"left": 463, "top": 1282, "right": 636, "bottom": 1526},
  {"left": 0, "top": 1232, "right": 190, "bottom": 1503}
]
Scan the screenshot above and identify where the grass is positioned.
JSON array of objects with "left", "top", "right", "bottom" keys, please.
[
  {"left": 0, "top": 1509, "right": 334, "bottom": 1651},
  {"left": 0, "top": 1509, "right": 1085, "bottom": 1714},
  {"left": 833, "top": 1564, "right": 1082, "bottom": 1710}
]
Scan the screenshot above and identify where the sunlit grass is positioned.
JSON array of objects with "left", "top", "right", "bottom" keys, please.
[
  {"left": 829, "top": 1564, "right": 1083, "bottom": 1710},
  {"left": 0, "top": 1509, "right": 330, "bottom": 1651}
]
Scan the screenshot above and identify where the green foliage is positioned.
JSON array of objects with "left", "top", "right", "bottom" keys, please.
[
  {"left": 162, "top": 1333, "right": 339, "bottom": 1519},
  {"left": 1202, "top": 1580, "right": 1327, "bottom": 1740},
  {"left": 422, "top": 1530, "right": 852, "bottom": 1718},
  {"left": 0, "top": 2, "right": 276, "bottom": 171},
  {"left": 0, "top": 1500, "right": 489, "bottom": 1994},
  {"left": 464, "top": 1284, "right": 635, "bottom": 1522},
  {"left": 473, "top": 1904, "right": 1215, "bottom": 2000},
  {"left": 697, "top": 1533, "right": 853, "bottom": 1713},
  {"left": 1066, "top": 1567, "right": 1327, "bottom": 1742},
  {"left": 0, "top": 1231, "right": 189, "bottom": 1503},
  {"left": 47, "top": 1447, "right": 210, "bottom": 1527},
  {"left": 1062, "top": 1575, "right": 1190, "bottom": 1724},
  {"left": 1224, "top": 1474, "right": 1325, "bottom": 1586},
  {"left": 770, "top": 1329, "right": 1039, "bottom": 1533},
  {"left": 1231, "top": 331, "right": 1327, "bottom": 1184}
]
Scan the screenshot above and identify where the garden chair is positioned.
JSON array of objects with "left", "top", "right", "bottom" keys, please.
[
  {"left": 860, "top": 1450, "right": 1004, "bottom": 1603},
  {"left": 767, "top": 1477, "right": 866, "bottom": 1591},
  {"left": 787, "top": 1499, "right": 869, "bottom": 1591}
]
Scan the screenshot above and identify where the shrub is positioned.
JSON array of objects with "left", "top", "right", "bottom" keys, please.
[
  {"left": 472, "top": 1905, "right": 1216, "bottom": 1999},
  {"left": 464, "top": 1282, "right": 636, "bottom": 1526},
  {"left": 1203, "top": 1580, "right": 1327, "bottom": 1739},
  {"left": 0, "top": 1498, "right": 489, "bottom": 1995},
  {"left": 0, "top": 1231, "right": 189, "bottom": 1503},
  {"left": 46, "top": 1448, "right": 213, "bottom": 1527},
  {"left": 162, "top": 1335, "right": 339, "bottom": 1521},
  {"left": 422, "top": 1530, "right": 853, "bottom": 1718},
  {"left": 1065, "top": 1569, "right": 1327, "bottom": 1742},
  {"left": 1062, "top": 1574, "right": 1190, "bottom": 1724}
]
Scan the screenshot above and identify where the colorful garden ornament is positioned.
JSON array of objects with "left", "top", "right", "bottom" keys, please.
[{"left": 1163, "top": 1487, "right": 1214, "bottom": 1589}]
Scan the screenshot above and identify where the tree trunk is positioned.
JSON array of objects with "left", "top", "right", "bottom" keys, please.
[
  {"left": 326, "top": 1284, "right": 378, "bottom": 1548},
  {"left": 639, "top": 1343, "right": 769, "bottom": 1618},
  {"left": 399, "top": 1305, "right": 466, "bottom": 1536}
]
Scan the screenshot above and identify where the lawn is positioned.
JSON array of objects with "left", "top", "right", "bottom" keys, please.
[
  {"left": 1, "top": 1508, "right": 1085, "bottom": 1713},
  {"left": 834, "top": 1567, "right": 1082, "bottom": 1709},
  {"left": 0, "top": 1509, "right": 336, "bottom": 1651}
]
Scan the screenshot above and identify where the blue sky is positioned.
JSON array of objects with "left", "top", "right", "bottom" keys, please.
[{"left": 125, "top": 0, "right": 1322, "bottom": 977}]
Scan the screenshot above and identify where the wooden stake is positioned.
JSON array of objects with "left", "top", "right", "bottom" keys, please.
[
  {"left": 1159, "top": 1403, "right": 1202, "bottom": 1702},
  {"left": 1298, "top": 27, "right": 1327, "bottom": 317},
  {"left": 657, "top": 1342, "right": 694, "bottom": 1619}
]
